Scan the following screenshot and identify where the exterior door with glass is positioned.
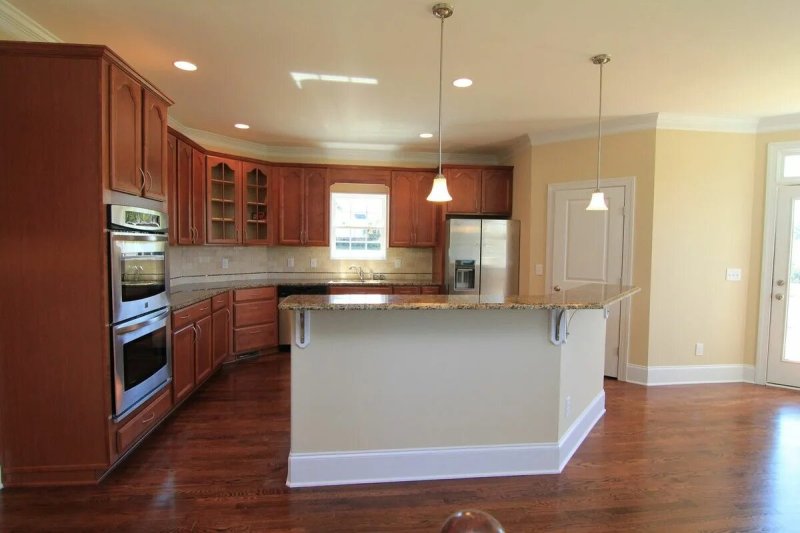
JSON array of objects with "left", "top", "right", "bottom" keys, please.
[{"left": 767, "top": 186, "right": 800, "bottom": 387}]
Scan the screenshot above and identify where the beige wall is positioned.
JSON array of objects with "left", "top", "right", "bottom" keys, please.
[
  {"left": 649, "top": 130, "right": 757, "bottom": 366},
  {"left": 528, "top": 130, "right": 657, "bottom": 365}
]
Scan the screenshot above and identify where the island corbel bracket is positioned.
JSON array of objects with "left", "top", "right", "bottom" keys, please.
[
  {"left": 549, "top": 308, "right": 569, "bottom": 345},
  {"left": 294, "top": 310, "right": 311, "bottom": 348}
]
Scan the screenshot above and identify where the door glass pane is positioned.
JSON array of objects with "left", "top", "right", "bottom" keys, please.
[
  {"left": 118, "top": 241, "right": 166, "bottom": 302},
  {"left": 784, "top": 155, "right": 800, "bottom": 178},
  {"left": 783, "top": 199, "right": 800, "bottom": 362}
]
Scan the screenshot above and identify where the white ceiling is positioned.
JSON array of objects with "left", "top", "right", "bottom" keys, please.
[{"left": 7, "top": 0, "right": 800, "bottom": 155}]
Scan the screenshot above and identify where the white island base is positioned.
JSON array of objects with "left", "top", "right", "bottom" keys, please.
[{"left": 286, "top": 304, "right": 609, "bottom": 488}]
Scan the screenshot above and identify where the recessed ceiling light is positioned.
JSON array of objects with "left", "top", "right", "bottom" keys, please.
[
  {"left": 234, "top": 123, "right": 250, "bottom": 129},
  {"left": 173, "top": 60, "right": 197, "bottom": 72},
  {"left": 419, "top": 133, "right": 433, "bottom": 138},
  {"left": 452, "top": 78, "right": 473, "bottom": 88}
]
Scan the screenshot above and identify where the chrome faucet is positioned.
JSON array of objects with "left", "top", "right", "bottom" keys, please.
[{"left": 349, "top": 265, "right": 365, "bottom": 282}]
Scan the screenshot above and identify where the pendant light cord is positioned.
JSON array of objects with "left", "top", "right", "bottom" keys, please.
[
  {"left": 595, "top": 60, "right": 603, "bottom": 191},
  {"left": 438, "top": 15, "right": 444, "bottom": 176}
]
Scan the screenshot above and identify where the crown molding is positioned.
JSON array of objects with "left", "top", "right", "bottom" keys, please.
[
  {"left": 656, "top": 113, "right": 759, "bottom": 133},
  {"left": 530, "top": 114, "right": 659, "bottom": 146},
  {"left": 0, "top": 0, "right": 60, "bottom": 42},
  {"left": 757, "top": 113, "right": 800, "bottom": 134},
  {"left": 168, "top": 116, "right": 500, "bottom": 166}
]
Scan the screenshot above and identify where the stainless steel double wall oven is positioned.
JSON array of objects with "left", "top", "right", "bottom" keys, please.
[{"left": 108, "top": 205, "right": 171, "bottom": 420}]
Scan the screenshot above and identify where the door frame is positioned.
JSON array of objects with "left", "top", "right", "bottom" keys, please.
[
  {"left": 755, "top": 141, "right": 800, "bottom": 385},
  {"left": 545, "top": 177, "right": 636, "bottom": 381}
]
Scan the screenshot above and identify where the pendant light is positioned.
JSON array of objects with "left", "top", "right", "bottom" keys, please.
[
  {"left": 586, "top": 54, "right": 611, "bottom": 211},
  {"left": 426, "top": 3, "right": 453, "bottom": 202}
]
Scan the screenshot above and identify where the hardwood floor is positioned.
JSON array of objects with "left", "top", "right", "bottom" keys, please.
[{"left": 1, "top": 354, "right": 799, "bottom": 532}]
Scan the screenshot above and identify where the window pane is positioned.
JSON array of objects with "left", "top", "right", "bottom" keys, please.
[
  {"left": 785, "top": 155, "right": 800, "bottom": 178},
  {"left": 330, "top": 191, "right": 388, "bottom": 260}
]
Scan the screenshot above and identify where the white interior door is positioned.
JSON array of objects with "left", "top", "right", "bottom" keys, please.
[
  {"left": 551, "top": 186, "right": 626, "bottom": 377},
  {"left": 767, "top": 186, "right": 800, "bottom": 388}
]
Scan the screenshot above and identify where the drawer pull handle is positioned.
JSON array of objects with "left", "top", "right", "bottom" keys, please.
[
  {"left": 178, "top": 314, "right": 189, "bottom": 319},
  {"left": 141, "top": 412, "right": 156, "bottom": 424},
  {"left": 200, "top": 306, "right": 209, "bottom": 311}
]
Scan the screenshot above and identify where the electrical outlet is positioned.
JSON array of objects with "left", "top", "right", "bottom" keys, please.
[
  {"left": 695, "top": 343, "right": 704, "bottom": 356},
  {"left": 394, "top": 258, "right": 402, "bottom": 269},
  {"left": 221, "top": 257, "right": 229, "bottom": 269},
  {"left": 535, "top": 264, "right": 544, "bottom": 276},
  {"left": 287, "top": 257, "right": 295, "bottom": 268},
  {"left": 310, "top": 258, "right": 318, "bottom": 268},
  {"left": 726, "top": 268, "right": 742, "bottom": 281},
  {"left": 565, "top": 396, "right": 572, "bottom": 418}
]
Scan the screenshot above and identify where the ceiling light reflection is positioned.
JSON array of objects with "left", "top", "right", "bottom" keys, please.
[{"left": 291, "top": 72, "right": 379, "bottom": 89}]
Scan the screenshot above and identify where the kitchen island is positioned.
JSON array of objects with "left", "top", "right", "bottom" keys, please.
[{"left": 280, "top": 283, "right": 639, "bottom": 487}]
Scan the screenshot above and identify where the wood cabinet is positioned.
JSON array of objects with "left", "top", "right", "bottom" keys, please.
[
  {"left": 207, "top": 156, "right": 242, "bottom": 244},
  {"left": 176, "top": 140, "right": 206, "bottom": 244},
  {"left": 115, "top": 387, "right": 172, "bottom": 454},
  {"left": 242, "top": 162, "right": 272, "bottom": 244},
  {"left": 481, "top": 168, "right": 513, "bottom": 215},
  {"left": 445, "top": 168, "right": 482, "bottom": 214},
  {"left": 211, "top": 291, "right": 232, "bottom": 368},
  {"left": 329, "top": 285, "right": 393, "bottom": 295},
  {"left": 233, "top": 287, "right": 278, "bottom": 354},
  {"left": 420, "top": 285, "right": 441, "bottom": 295},
  {"left": 109, "top": 63, "right": 169, "bottom": 201},
  {"left": 278, "top": 167, "right": 329, "bottom": 246},
  {"left": 445, "top": 167, "right": 513, "bottom": 216},
  {"left": 392, "top": 285, "right": 421, "bottom": 295},
  {"left": 171, "top": 300, "right": 213, "bottom": 403},
  {"left": 167, "top": 134, "right": 177, "bottom": 245},
  {"left": 390, "top": 171, "right": 439, "bottom": 247}
]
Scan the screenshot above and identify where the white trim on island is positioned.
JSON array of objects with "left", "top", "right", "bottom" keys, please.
[{"left": 287, "top": 391, "right": 605, "bottom": 488}]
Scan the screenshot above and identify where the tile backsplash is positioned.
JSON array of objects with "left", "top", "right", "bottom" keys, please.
[{"left": 169, "top": 245, "right": 433, "bottom": 285}]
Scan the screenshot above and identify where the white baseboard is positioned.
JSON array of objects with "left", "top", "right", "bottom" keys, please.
[
  {"left": 287, "top": 391, "right": 605, "bottom": 488},
  {"left": 626, "top": 364, "right": 755, "bottom": 386}
]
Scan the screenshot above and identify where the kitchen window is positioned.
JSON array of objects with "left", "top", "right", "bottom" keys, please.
[{"left": 330, "top": 183, "right": 389, "bottom": 260}]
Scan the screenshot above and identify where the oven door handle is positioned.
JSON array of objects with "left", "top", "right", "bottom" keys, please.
[{"left": 114, "top": 308, "right": 171, "bottom": 335}]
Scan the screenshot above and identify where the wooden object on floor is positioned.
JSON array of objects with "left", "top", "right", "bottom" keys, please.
[{"left": 233, "top": 287, "right": 278, "bottom": 354}]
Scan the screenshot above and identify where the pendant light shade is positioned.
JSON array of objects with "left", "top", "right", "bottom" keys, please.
[
  {"left": 427, "top": 173, "right": 452, "bottom": 202},
  {"left": 426, "top": 3, "right": 454, "bottom": 203},
  {"left": 586, "top": 53, "right": 610, "bottom": 212}
]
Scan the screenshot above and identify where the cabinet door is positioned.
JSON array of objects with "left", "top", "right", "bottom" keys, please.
[
  {"left": 176, "top": 140, "right": 194, "bottom": 244},
  {"left": 389, "top": 171, "right": 415, "bottom": 247},
  {"left": 191, "top": 148, "right": 207, "bottom": 244},
  {"left": 194, "top": 315, "right": 213, "bottom": 384},
  {"left": 167, "top": 134, "right": 177, "bottom": 245},
  {"left": 278, "top": 167, "right": 304, "bottom": 245},
  {"left": 481, "top": 168, "right": 513, "bottom": 216},
  {"left": 142, "top": 90, "right": 168, "bottom": 201},
  {"left": 212, "top": 307, "right": 230, "bottom": 368},
  {"left": 304, "top": 168, "right": 328, "bottom": 246},
  {"left": 172, "top": 323, "right": 195, "bottom": 403},
  {"left": 414, "top": 172, "right": 439, "bottom": 247},
  {"left": 445, "top": 168, "right": 481, "bottom": 214},
  {"left": 242, "top": 162, "right": 271, "bottom": 245},
  {"left": 109, "top": 64, "right": 143, "bottom": 196},
  {"left": 207, "top": 156, "right": 242, "bottom": 244}
]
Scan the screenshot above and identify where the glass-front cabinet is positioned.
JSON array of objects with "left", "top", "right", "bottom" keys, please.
[
  {"left": 206, "top": 156, "right": 241, "bottom": 244},
  {"left": 243, "top": 162, "right": 271, "bottom": 244}
]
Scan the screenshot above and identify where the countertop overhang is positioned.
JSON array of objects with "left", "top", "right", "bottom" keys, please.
[{"left": 279, "top": 283, "right": 640, "bottom": 311}]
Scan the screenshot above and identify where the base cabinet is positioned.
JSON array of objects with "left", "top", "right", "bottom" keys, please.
[
  {"left": 115, "top": 387, "right": 172, "bottom": 454},
  {"left": 171, "top": 299, "right": 213, "bottom": 403},
  {"left": 233, "top": 287, "right": 278, "bottom": 354},
  {"left": 211, "top": 291, "right": 232, "bottom": 367}
]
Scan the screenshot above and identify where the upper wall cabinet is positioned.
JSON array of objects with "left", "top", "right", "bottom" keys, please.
[
  {"left": 206, "top": 156, "right": 242, "bottom": 244},
  {"left": 242, "top": 162, "right": 272, "bottom": 245},
  {"left": 390, "top": 171, "right": 439, "bottom": 247},
  {"left": 175, "top": 140, "right": 206, "bottom": 245},
  {"left": 445, "top": 166, "right": 513, "bottom": 217},
  {"left": 109, "top": 64, "right": 169, "bottom": 201},
  {"left": 277, "top": 166, "right": 329, "bottom": 246}
]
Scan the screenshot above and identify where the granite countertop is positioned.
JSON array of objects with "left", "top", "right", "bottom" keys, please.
[
  {"left": 169, "top": 277, "right": 438, "bottom": 310},
  {"left": 278, "top": 284, "right": 640, "bottom": 311}
]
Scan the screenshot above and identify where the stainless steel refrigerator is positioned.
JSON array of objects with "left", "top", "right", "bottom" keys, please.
[{"left": 445, "top": 218, "right": 520, "bottom": 296}]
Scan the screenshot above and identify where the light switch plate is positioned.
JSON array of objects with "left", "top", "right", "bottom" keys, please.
[
  {"left": 287, "top": 257, "right": 295, "bottom": 268},
  {"left": 310, "top": 258, "right": 318, "bottom": 268},
  {"left": 394, "top": 259, "right": 402, "bottom": 269},
  {"left": 221, "top": 257, "right": 229, "bottom": 269},
  {"left": 535, "top": 264, "right": 544, "bottom": 276},
  {"left": 726, "top": 268, "right": 742, "bottom": 281}
]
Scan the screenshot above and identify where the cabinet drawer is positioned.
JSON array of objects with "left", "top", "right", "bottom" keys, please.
[
  {"left": 234, "top": 323, "right": 276, "bottom": 353},
  {"left": 211, "top": 291, "right": 230, "bottom": 311},
  {"left": 234, "top": 300, "right": 276, "bottom": 328},
  {"left": 329, "top": 286, "right": 393, "bottom": 295},
  {"left": 393, "top": 286, "right": 421, "bottom": 295},
  {"left": 420, "top": 285, "right": 441, "bottom": 295},
  {"left": 172, "top": 299, "right": 212, "bottom": 329},
  {"left": 116, "top": 387, "right": 172, "bottom": 453},
  {"left": 234, "top": 286, "right": 276, "bottom": 302}
]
